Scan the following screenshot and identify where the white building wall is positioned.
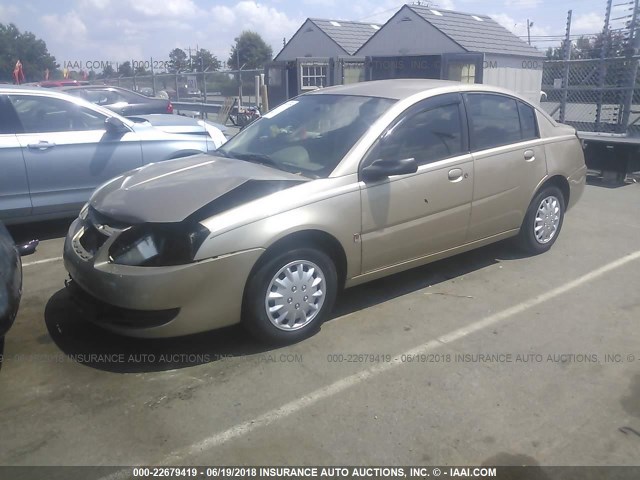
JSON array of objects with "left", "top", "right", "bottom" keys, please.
[
  {"left": 275, "top": 20, "right": 347, "bottom": 61},
  {"left": 482, "top": 54, "right": 544, "bottom": 105},
  {"left": 357, "top": 7, "right": 465, "bottom": 56}
]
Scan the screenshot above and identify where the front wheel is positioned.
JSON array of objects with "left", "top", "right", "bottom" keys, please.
[
  {"left": 242, "top": 248, "right": 337, "bottom": 344},
  {"left": 517, "top": 186, "right": 565, "bottom": 255}
]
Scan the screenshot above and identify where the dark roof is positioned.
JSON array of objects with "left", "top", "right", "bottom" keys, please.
[
  {"left": 309, "top": 19, "right": 381, "bottom": 55},
  {"left": 406, "top": 5, "right": 544, "bottom": 57}
]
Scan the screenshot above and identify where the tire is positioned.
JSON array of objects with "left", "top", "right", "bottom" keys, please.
[
  {"left": 517, "top": 185, "right": 565, "bottom": 255},
  {"left": 242, "top": 248, "right": 337, "bottom": 344}
]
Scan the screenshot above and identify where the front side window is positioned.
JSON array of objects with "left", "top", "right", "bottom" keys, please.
[
  {"left": 465, "top": 93, "right": 522, "bottom": 151},
  {"left": 8, "top": 95, "right": 107, "bottom": 133},
  {"left": 369, "top": 103, "right": 465, "bottom": 166},
  {"left": 301, "top": 64, "right": 328, "bottom": 90},
  {"left": 217, "top": 94, "right": 396, "bottom": 178}
]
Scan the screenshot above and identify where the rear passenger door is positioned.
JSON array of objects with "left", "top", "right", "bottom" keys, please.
[
  {"left": 464, "top": 93, "right": 547, "bottom": 242},
  {"left": 0, "top": 95, "right": 31, "bottom": 221}
]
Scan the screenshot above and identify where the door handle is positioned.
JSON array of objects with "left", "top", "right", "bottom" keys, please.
[
  {"left": 448, "top": 168, "right": 464, "bottom": 182},
  {"left": 27, "top": 141, "right": 56, "bottom": 150},
  {"left": 524, "top": 149, "right": 535, "bottom": 161}
]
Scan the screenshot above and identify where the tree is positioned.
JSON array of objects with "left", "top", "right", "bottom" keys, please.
[
  {"left": 193, "top": 48, "right": 221, "bottom": 72},
  {"left": 168, "top": 48, "right": 188, "bottom": 73},
  {"left": 100, "top": 63, "right": 115, "bottom": 78},
  {"left": 227, "top": 31, "right": 273, "bottom": 70},
  {"left": 0, "top": 23, "right": 58, "bottom": 82},
  {"left": 118, "top": 61, "right": 132, "bottom": 77},
  {"left": 135, "top": 63, "right": 148, "bottom": 76},
  {"left": 545, "top": 32, "right": 629, "bottom": 60}
]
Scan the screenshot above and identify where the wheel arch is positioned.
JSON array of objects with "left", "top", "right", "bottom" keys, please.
[
  {"left": 534, "top": 175, "right": 570, "bottom": 207},
  {"left": 248, "top": 229, "right": 349, "bottom": 291}
]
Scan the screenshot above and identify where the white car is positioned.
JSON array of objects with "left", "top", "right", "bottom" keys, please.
[{"left": 0, "top": 86, "right": 223, "bottom": 225}]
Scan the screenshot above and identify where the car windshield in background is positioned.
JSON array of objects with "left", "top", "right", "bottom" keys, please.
[{"left": 217, "top": 94, "right": 396, "bottom": 178}]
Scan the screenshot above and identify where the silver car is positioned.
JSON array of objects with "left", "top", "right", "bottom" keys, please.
[
  {"left": 0, "top": 86, "right": 223, "bottom": 225},
  {"left": 64, "top": 80, "right": 587, "bottom": 343}
]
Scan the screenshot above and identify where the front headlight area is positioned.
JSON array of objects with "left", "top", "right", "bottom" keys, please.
[{"left": 108, "top": 222, "right": 210, "bottom": 267}]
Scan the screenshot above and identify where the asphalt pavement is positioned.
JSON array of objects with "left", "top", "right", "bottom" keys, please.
[{"left": 1, "top": 180, "right": 639, "bottom": 471}]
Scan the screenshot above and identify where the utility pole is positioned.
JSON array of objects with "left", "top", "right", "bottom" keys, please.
[
  {"left": 559, "top": 10, "right": 572, "bottom": 124},
  {"left": 595, "top": 0, "right": 613, "bottom": 131},
  {"left": 237, "top": 47, "right": 243, "bottom": 107}
]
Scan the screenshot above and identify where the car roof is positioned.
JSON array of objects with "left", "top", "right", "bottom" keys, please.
[
  {"left": 308, "top": 79, "right": 533, "bottom": 103},
  {"left": 0, "top": 84, "right": 134, "bottom": 122},
  {"left": 0, "top": 84, "right": 95, "bottom": 97},
  {"left": 60, "top": 85, "right": 121, "bottom": 90},
  {"left": 0, "top": 84, "right": 52, "bottom": 93}
]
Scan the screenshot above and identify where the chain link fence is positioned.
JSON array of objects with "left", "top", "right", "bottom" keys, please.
[
  {"left": 92, "top": 69, "right": 264, "bottom": 106},
  {"left": 541, "top": 56, "right": 640, "bottom": 135}
]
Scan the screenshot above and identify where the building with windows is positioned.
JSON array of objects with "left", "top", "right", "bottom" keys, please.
[{"left": 266, "top": 4, "right": 544, "bottom": 106}]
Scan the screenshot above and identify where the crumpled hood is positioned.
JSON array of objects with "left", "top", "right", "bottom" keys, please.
[{"left": 91, "top": 154, "right": 307, "bottom": 224}]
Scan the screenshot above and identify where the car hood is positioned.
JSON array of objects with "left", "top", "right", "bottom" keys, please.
[
  {"left": 91, "top": 154, "right": 308, "bottom": 224},
  {"left": 128, "top": 114, "right": 227, "bottom": 133}
]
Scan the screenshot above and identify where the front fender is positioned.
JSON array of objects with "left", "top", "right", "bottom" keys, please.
[{"left": 195, "top": 182, "right": 362, "bottom": 280}]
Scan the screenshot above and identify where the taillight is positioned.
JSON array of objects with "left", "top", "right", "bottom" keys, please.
[{"left": 167, "top": 102, "right": 174, "bottom": 114}]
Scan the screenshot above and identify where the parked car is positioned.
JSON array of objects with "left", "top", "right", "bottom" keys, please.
[
  {"left": 61, "top": 86, "right": 174, "bottom": 115},
  {"left": 0, "top": 85, "right": 220, "bottom": 225},
  {"left": 64, "top": 80, "right": 587, "bottom": 343},
  {"left": 0, "top": 221, "right": 37, "bottom": 366},
  {"left": 38, "top": 80, "right": 90, "bottom": 88},
  {"left": 138, "top": 87, "right": 155, "bottom": 97},
  {"left": 126, "top": 114, "right": 228, "bottom": 146}
]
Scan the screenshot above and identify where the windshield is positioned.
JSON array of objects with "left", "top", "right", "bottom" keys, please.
[{"left": 217, "top": 94, "right": 396, "bottom": 178}]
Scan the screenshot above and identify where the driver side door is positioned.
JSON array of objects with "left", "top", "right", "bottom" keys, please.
[
  {"left": 8, "top": 94, "right": 143, "bottom": 216},
  {"left": 360, "top": 93, "right": 474, "bottom": 273}
]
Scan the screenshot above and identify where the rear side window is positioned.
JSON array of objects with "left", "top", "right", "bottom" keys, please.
[
  {"left": 7, "top": 95, "right": 107, "bottom": 133},
  {"left": 465, "top": 94, "right": 521, "bottom": 150},
  {"left": 518, "top": 101, "right": 539, "bottom": 141}
]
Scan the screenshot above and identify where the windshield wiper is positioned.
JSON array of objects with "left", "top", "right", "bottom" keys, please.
[{"left": 230, "top": 152, "right": 280, "bottom": 169}]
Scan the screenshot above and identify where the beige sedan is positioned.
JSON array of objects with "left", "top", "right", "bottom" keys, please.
[{"left": 63, "top": 79, "right": 587, "bottom": 343}]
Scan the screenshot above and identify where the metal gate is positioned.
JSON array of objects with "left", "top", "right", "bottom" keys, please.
[{"left": 541, "top": 56, "right": 640, "bottom": 135}]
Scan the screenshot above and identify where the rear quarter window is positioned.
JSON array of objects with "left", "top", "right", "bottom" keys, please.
[{"left": 518, "top": 101, "right": 539, "bottom": 141}]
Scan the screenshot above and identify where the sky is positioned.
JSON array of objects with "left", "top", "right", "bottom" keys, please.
[{"left": 0, "top": 0, "right": 630, "bottom": 71}]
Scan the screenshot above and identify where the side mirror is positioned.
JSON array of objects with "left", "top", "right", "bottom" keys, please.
[
  {"left": 361, "top": 157, "right": 418, "bottom": 182},
  {"left": 17, "top": 239, "right": 39, "bottom": 257},
  {"left": 104, "top": 116, "right": 129, "bottom": 135}
]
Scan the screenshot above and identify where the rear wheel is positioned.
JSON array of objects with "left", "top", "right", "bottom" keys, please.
[
  {"left": 243, "top": 248, "right": 337, "bottom": 344},
  {"left": 517, "top": 185, "right": 565, "bottom": 255}
]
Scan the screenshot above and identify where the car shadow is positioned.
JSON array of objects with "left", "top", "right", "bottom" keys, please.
[
  {"left": 44, "top": 288, "right": 275, "bottom": 374},
  {"left": 586, "top": 173, "right": 639, "bottom": 189},
  {"left": 44, "top": 239, "right": 524, "bottom": 374},
  {"left": 7, "top": 218, "right": 73, "bottom": 244},
  {"left": 330, "top": 240, "right": 520, "bottom": 319}
]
